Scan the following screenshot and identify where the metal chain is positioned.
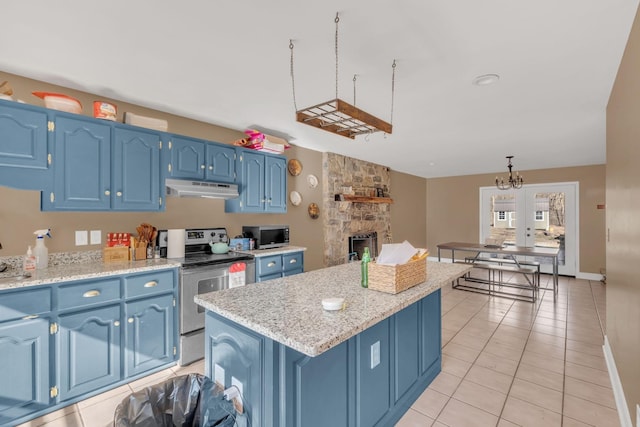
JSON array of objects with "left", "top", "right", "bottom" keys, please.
[
  {"left": 289, "top": 40, "right": 298, "bottom": 112},
  {"left": 390, "top": 59, "right": 396, "bottom": 125},
  {"left": 335, "top": 12, "right": 339, "bottom": 100},
  {"left": 353, "top": 74, "right": 357, "bottom": 106}
]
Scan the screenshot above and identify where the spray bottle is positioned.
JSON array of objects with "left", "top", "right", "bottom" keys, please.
[{"left": 33, "top": 229, "right": 51, "bottom": 270}]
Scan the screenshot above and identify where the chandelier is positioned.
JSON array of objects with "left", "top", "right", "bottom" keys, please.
[
  {"left": 495, "top": 156, "right": 524, "bottom": 190},
  {"left": 289, "top": 13, "right": 395, "bottom": 139}
]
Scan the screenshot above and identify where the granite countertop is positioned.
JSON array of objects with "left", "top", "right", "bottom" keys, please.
[
  {"left": 195, "top": 261, "right": 470, "bottom": 357},
  {"left": 0, "top": 258, "right": 181, "bottom": 290},
  {"left": 234, "top": 246, "right": 307, "bottom": 257}
]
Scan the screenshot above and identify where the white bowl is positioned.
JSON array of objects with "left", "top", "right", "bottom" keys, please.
[{"left": 322, "top": 297, "right": 345, "bottom": 311}]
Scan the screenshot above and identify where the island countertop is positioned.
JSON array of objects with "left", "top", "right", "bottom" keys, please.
[{"left": 195, "top": 260, "right": 470, "bottom": 357}]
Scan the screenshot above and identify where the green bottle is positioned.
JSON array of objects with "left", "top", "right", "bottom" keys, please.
[{"left": 361, "top": 247, "right": 371, "bottom": 288}]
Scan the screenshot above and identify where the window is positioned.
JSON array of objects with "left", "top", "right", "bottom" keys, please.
[
  {"left": 535, "top": 211, "right": 543, "bottom": 220},
  {"left": 498, "top": 211, "right": 506, "bottom": 220}
]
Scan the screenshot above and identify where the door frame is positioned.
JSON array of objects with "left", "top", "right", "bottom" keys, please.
[{"left": 479, "top": 181, "right": 579, "bottom": 276}]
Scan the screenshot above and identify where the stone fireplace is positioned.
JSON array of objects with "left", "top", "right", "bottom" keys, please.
[{"left": 322, "top": 152, "right": 392, "bottom": 266}]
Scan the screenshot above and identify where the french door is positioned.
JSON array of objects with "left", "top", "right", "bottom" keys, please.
[{"left": 479, "top": 183, "right": 577, "bottom": 276}]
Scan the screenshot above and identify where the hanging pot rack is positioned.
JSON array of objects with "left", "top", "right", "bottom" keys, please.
[{"left": 289, "top": 12, "right": 395, "bottom": 139}]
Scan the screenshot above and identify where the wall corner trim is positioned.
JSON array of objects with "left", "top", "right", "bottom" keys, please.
[{"left": 603, "top": 335, "right": 632, "bottom": 427}]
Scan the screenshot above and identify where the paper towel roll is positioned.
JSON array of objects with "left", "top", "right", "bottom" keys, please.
[{"left": 167, "top": 229, "right": 186, "bottom": 258}]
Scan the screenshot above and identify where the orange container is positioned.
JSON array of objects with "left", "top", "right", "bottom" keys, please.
[{"left": 93, "top": 101, "right": 117, "bottom": 121}]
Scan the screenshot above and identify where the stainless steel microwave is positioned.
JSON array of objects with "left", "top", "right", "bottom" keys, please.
[{"left": 242, "top": 225, "right": 289, "bottom": 249}]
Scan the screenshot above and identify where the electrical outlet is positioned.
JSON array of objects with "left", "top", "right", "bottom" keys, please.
[
  {"left": 214, "top": 364, "right": 225, "bottom": 389},
  {"left": 75, "top": 230, "right": 88, "bottom": 246},
  {"left": 371, "top": 341, "right": 380, "bottom": 369},
  {"left": 231, "top": 376, "right": 244, "bottom": 414},
  {"left": 90, "top": 230, "right": 101, "bottom": 245}
]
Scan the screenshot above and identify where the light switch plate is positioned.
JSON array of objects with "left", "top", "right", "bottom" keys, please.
[
  {"left": 371, "top": 341, "right": 380, "bottom": 369},
  {"left": 214, "top": 364, "right": 225, "bottom": 389},
  {"left": 75, "top": 230, "right": 88, "bottom": 246},
  {"left": 90, "top": 230, "right": 101, "bottom": 245}
]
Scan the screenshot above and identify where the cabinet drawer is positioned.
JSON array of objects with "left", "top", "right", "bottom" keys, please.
[
  {"left": 0, "top": 287, "right": 51, "bottom": 322},
  {"left": 283, "top": 252, "right": 303, "bottom": 273},
  {"left": 124, "top": 270, "right": 174, "bottom": 298},
  {"left": 257, "top": 255, "right": 282, "bottom": 276},
  {"left": 58, "top": 278, "right": 121, "bottom": 310}
]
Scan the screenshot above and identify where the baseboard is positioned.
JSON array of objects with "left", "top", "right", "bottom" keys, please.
[
  {"left": 576, "top": 271, "right": 604, "bottom": 281},
  {"left": 603, "top": 335, "right": 632, "bottom": 427}
]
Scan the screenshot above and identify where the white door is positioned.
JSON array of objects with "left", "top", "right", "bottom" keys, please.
[{"left": 480, "top": 182, "right": 577, "bottom": 276}]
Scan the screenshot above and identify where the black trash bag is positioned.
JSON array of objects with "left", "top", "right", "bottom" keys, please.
[{"left": 113, "top": 373, "right": 235, "bottom": 427}]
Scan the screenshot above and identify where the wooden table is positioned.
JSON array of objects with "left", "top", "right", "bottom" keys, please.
[{"left": 437, "top": 242, "right": 560, "bottom": 301}]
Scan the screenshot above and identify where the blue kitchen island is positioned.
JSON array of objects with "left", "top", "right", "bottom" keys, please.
[{"left": 195, "top": 261, "right": 470, "bottom": 427}]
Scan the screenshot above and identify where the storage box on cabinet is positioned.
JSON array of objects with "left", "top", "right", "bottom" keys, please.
[{"left": 124, "top": 270, "right": 174, "bottom": 298}]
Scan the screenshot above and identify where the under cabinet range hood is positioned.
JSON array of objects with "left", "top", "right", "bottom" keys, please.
[{"left": 165, "top": 178, "right": 239, "bottom": 199}]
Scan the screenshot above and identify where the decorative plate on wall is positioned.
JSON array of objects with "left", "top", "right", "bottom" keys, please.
[
  {"left": 307, "top": 174, "right": 318, "bottom": 188},
  {"left": 308, "top": 202, "right": 319, "bottom": 219},
  {"left": 289, "top": 191, "right": 302, "bottom": 206},
  {"left": 288, "top": 159, "right": 302, "bottom": 176}
]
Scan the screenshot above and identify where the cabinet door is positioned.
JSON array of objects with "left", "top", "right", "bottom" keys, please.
[
  {"left": 240, "top": 151, "right": 265, "bottom": 212},
  {"left": 420, "top": 289, "right": 441, "bottom": 374},
  {"left": 264, "top": 155, "right": 287, "bottom": 213},
  {"left": 0, "top": 102, "right": 48, "bottom": 170},
  {"left": 0, "top": 318, "right": 50, "bottom": 424},
  {"left": 0, "top": 101, "right": 51, "bottom": 191},
  {"left": 125, "top": 293, "right": 175, "bottom": 377},
  {"left": 44, "top": 116, "right": 111, "bottom": 210},
  {"left": 394, "top": 301, "right": 419, "bottom": 402},
  {"left": 57, "top": 305, "right": 121, "bottom": 401},
  {"left": 206, "top": 143, "right": 236, "bottom": 183},
  {"left": 282, "top": 252, "right": 304, "bottom": 275},
  {"left": 112, "top": 127, "right": 162, "bottom": 211},
  {"left": 169, "top": 135, "right": 206, "bottom": 179}
]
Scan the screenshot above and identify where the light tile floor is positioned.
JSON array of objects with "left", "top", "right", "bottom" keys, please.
[{"left": 19, "top": 272, "right": 618, "bottom": 427}]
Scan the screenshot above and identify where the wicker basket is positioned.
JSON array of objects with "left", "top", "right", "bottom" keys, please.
[{"left": 368, "top": 257, "right": 427, "bottom": 294}]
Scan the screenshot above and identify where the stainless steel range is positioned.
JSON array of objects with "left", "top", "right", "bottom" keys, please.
[{"left": 158, "top": 227, "right": 255, "bottom": 365}]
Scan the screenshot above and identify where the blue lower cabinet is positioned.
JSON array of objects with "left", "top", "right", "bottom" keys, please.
[
  {"left": 356, "top": 319, "right": 391, "bottom": 427},
  {"left": 205, "top": 312, "right": 265, "bottom": 427},
  {"left": 0, "top": 318, "right": 50, "bottom": 424},
  {"left": 125, "top": 293, "right": 175, "bottom": 377},
  {"left": 256, "top": 251, "right": 304, "bottom": 282},
  {"left": 394, "top": 302, "right": 420, "bottom": 401},
  {"left": 421, "top": 289, "right": 442, "bottom": 374},
  {"left": 284, "top": 342, "right": 350, "bottom": 427},
  {"left": 204, "top": 288, "right": 442, "bottom": 427},
  {"left": 57, "top": 305, "right": 121, "bottom": 401}
]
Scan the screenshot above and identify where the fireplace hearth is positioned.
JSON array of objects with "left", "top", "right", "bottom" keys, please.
[{"left": 348, "top": 232, "right": 378, "bottom": 261}]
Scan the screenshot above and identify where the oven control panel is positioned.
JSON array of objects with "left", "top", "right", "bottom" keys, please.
[{"left": 185, "top": 228, "right": 228, "bottom": 245}]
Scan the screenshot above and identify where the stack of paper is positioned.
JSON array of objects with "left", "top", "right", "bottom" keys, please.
[{"left": 376, "top": 241, "right": 419, "bottom": 266}]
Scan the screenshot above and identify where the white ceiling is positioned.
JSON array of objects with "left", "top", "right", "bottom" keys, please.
[{"left": 2, "top": 0, "right": 638, "bottom": 178}]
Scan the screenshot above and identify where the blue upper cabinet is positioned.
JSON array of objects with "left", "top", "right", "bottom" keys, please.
[
  {"left": 0, "top": 100, "right": 51, "bottom": 190},
  {"left": 265, "top": 156, "right": 286, "bottom": 213},
  {"left": 225, "top": 149, "right": 286, "bottom": 213},
  {"left": 41, "top": 116, "right": 164, "bottom": 212},
  {"left": 206, "top": 143, "right": 236, "bottom": 183},
  {"left": 42, "top": 115, "right": 111, "bottom": 210},
  {"left": 168, "top": 135, "right": 236, "bottom": 183},
  {"left": 112, "top": 126, "right": 162, "bottom": 211},
  {"left": 168, "top": 135, "right": 206, "bottom": 179}
]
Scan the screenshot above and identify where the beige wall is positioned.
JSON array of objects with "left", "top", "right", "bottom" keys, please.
[
  {"left": 426, "top": 165, "right": 606, "bottom": 275},
  {"left": 0, "top": 71, "right": 425, "bottom": 273},
  {"left": 606, "top": 3, "right": 640, "bottom": 421}
]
